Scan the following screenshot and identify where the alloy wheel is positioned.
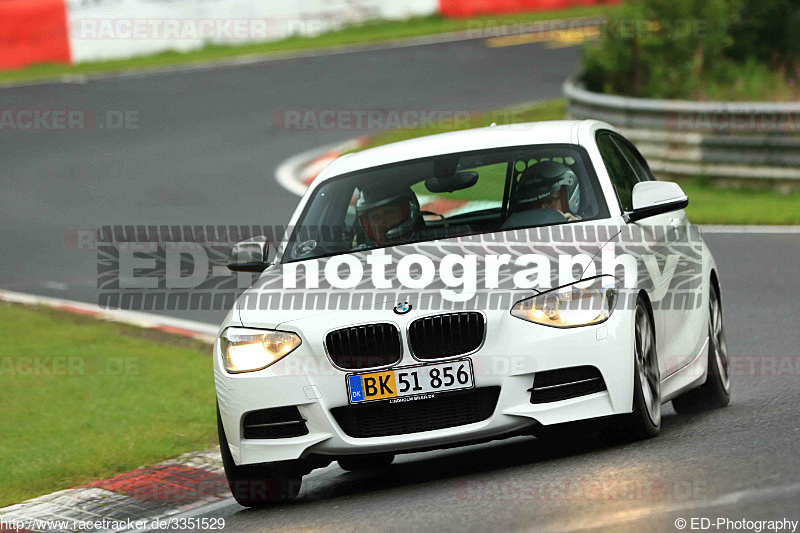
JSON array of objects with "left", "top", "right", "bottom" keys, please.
[
  {"left": 635, "top": 304, "right": 661, "bottom": 426},
  {"left": 709, "top": 288, "right": 731, "bottom": 393}
]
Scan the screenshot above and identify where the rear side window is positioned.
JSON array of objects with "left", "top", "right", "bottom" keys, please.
[{"left": 596, "top": 132, "right": 639, "bottom": 211}]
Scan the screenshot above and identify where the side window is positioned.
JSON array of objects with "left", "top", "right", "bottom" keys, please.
[
  {"left": 612, "top": 135, "right": 655, "bottom": 182},
  {"left": 596, "top": 132, "right": 639, "bottom": 212}
]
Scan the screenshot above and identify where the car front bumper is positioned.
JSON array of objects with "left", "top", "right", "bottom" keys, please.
[{"left": 215, "top": 308, "right": 635, "bottom": 466}]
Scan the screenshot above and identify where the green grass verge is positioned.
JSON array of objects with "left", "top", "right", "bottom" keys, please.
[
  {"left": 351, "top": 98, "right": 800, "bottom": 224},
  {"left": 676, "top": 182, "right": 800, "bottom": 225},
  {"left": 0, "top": 5, "right": 618, "bottom": 85},
  {"left": 0, "top": 303, "right": 216, "bottom": 507}
]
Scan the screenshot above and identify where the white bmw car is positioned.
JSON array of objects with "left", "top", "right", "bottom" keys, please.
[{"left": 215, "top": 120, "right": 731, "bottom": 506}]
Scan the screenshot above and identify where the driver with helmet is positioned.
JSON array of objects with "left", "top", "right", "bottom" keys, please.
[
  {"left": 511, "top": 161, "right": 581, "bottom": 221},
  {"left": 355, "top": 186, "right": 422, "bottom": 246}
]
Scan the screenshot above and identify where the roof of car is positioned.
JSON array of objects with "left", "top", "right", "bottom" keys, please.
[{"left": 317, "top": 119, "right": 613, "bottom": 181}]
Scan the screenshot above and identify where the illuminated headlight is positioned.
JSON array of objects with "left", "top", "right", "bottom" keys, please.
[
  {"left": 219, "top": 327, "right": 301, "bottom": 373},
  {"left": 511, "top": 278, "right": 618, "bottom": 328}
]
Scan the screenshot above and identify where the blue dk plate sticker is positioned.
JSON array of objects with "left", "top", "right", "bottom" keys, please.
[{"left": 348, "top": 374, "right": 364, "bottom": 402}]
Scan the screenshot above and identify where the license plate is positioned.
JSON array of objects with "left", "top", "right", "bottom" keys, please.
[{"left": 346, "top": 359, "right": 474, "bottom": 404}]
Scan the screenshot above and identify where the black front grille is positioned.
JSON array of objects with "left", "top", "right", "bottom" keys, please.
[
  {"left": 331, "top": 387, "right": 500, "bottom": 438},
  {"left": 325, "top": 323, "right": 403, "bottom": 370},
  {"left": 407, "top": 312, "right": 485, "bottom": 359},
  {"left": 242, "top": 406, "right": 308, "bottom": 439},
  {"left": 529, "top": 366, "right": 606, "bottom": 404}
]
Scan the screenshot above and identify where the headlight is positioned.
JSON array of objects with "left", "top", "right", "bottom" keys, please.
[
  {"left": 511, "top": 278, "right": 618, "bottom": 328},
  {"left": 219, "top": 327, "right": 301, "bottom": 373}
]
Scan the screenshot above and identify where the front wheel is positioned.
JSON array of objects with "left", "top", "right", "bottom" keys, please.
[
  {"left": 672, "top": 282, "right": 731, "bottom": 413},
  {"left": 618, "top": 297, "right": 661, "bottom": 440},
  {"left": 217, "top": 406, "right": 302, "bottom": 507}
]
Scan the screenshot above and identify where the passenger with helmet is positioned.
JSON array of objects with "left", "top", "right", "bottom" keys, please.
[
  {"left": 355, "top": 186, "right": 422, "bottom": 246},
  {"left": 510, "top": 161, "right": 581, "bottom": 222}
]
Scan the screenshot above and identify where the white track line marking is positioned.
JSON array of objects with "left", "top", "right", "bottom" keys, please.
[
  {"left": 0, "top": 289, "right": 217, "bottom": 342},
  {"left": 275, "top": 138, "right": 364, "bottom": 196}
]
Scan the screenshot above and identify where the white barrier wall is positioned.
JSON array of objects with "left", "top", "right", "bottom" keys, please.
[{"left": 65, "top": 0, "right": 438, "bottom": 64}]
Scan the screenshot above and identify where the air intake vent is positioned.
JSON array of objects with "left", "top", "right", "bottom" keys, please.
[
  {"left": 407, "top": 312, "right": 485, "bottom": 359},
  {"left": 529, "top": 366, "right": 606, "bottom": 404},
  {"left": 331, "top": 387, "right": 500, "bottom": 438},
  {"left": 325, "top": 323, "right": 403, "bottom": 370},
  {"left": 242, "top": 406, "right": 308, "bottom": 439}
]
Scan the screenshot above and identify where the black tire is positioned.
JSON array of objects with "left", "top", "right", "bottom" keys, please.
[
  {"left": 338, "top": 454, "right": 395, "bottom": 472},
  {"left": 618, "top": 296, "right": 661, "bottom": 440},
  {"left": 672, "top": 281, "right": 731, "bottom": 413},
  {"left": 217, "top": 406, "right": 302, "bottom": 507}
]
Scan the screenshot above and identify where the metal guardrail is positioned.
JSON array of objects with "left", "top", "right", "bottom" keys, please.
[{"left": 563, "top": 77, "right": 800, "bottom": 181}]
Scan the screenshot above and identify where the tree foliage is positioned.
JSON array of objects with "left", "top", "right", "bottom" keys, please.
[{"left": 582, "top": 0, "right": 799, "bottom": 99}]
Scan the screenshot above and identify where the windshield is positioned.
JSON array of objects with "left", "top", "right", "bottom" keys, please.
[{"left": 284, "top": 144, "right": 608, "bottom": 263}]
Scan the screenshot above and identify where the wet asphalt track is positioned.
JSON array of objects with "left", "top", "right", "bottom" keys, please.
[{"left": 1, "top": 36, "right": 798, "bottom": 532}]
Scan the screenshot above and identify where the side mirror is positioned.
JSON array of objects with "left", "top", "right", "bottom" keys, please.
[
  {"left": 227, "top": 236, "right": 273, "bottom": 272},
  {"left": 628, "top": 181, "right": 688, "bottom": 222}
]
